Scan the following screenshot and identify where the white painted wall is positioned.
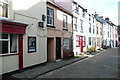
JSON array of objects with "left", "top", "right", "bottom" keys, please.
[{"left": 12, "top": 0, "right": 47, "bottom": 68}]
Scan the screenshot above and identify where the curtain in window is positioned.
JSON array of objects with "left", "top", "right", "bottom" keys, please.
[{"left": 10, "top": 34, "right": 17, "bottom": 53}]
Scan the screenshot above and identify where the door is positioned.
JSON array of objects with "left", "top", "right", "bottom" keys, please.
[
  {"left": 56, "top": 37, "right": 61, "bottom": 60},
  {"left": 80, "top": 36, "right": 83, "bottom": 52}
]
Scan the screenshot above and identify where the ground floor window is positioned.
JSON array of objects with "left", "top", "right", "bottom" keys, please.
[
  {"left": 0, "top": 34, "right": 18, "bottom": 54},
  {"left": 63, "top": 38, "right": 69, "bottom": 50},
  {"left": 89, "top": 37, "right": 92, "bottom": 45}
]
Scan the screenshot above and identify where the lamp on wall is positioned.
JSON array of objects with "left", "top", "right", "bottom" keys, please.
[
  {"left": 42, "top": 14, "right": 46, "bottom": 21},
  {"left": 38, "top": 22, "right": 44, "bottom": 28}
]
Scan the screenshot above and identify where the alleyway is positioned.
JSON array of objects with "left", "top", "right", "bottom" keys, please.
[{"left": 36, "top": 48, "right": 119, "bottom": 78}]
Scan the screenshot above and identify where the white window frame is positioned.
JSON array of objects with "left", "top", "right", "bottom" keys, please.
[
  {"left": 63, "top": 14, "right": 68, "bottom": 30},
  {"left": 63, "top": 38, "right": 70, "bottom": 50},
  {"left": 73, "top": 17, "right": 77, "bottom": 31},
  {"left": 80, "top": 19, "right": 83, "bottom": 32},
  {"left": 0, "top": 34, "right": 18, "bottom": 55},
  {"left": 47, "top": 7, "right": 54, "bottom": 26}
]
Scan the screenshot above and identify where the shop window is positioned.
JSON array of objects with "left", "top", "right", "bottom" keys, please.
[
  {"left": 28, "top": 37, "right": 36, "bottom": 53},
  {"left": 0, "top": 34, "right": 18, "bottom": 54},
  {"left": 63, "top": 38, "right": 69, "bottom": 50}
]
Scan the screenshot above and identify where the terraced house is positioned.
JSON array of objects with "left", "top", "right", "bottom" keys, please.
[
  {"left": 72, "top": 1, "right": 88, "bottom": 56},
  {"left": 47, "top": 0, "right": 73, "bottom": 61}
]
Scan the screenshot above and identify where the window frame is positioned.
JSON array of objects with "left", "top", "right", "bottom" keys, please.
[
  {"left": 76, "top": 35, "right": 80, "bottom": 47},
  {"left": 89, "top": 37, "right": 91, "bottom": 45},
  {"left": 47, "top": 7, "right": 54, "bottom": 27},
  {"left": 63, "top": 38, "right": 70, "bottom": 50},
  {"left": 80, "top": 19, "right": 83, "bottom": 33},
  {"left": 63, "top": 14, "right": 68, "bottom": 30},
  {"left": 89, "top": 23, "right": 91, "bottom": 33},
  {"left": 73, "top": 17, "right": 77, "bottom": 31},
  {"left": 28, "top": 36, "right": 37, "bottom": 53},
  {"left": 0, "top": 34, "right": 18, "bottom": 55}
]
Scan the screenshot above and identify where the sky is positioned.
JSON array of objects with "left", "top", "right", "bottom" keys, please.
[
  {"left": 12, "top": 0, "right": 119, "bottom": 25},
  {"left": 75, "top": 0, "right": 119, "bottom": 25}
]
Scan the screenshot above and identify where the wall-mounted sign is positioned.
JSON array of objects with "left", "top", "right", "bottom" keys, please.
[{"left": 28, "top": 36, "right": 36, "bottom": 53}]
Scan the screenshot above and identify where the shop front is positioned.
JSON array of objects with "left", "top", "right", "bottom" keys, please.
[{"left": 0, "top": 19, "right": 28, "bottom": 75}]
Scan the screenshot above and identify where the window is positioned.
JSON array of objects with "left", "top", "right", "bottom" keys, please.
[
  {"left": 108, "top": 31, "right": 109, "bottom": 38},
  {"left": 89, "top": 23, "right": 91, "bottom": 33},
  {"left": 73, "top": 17, "right": 77, "bottom": 30},
  {"left": 47, "top": 7, "right": 54, "bottom": 26},
  {"left": 82, "top": 10, "right": 85, "bottom": 18},
  {"left": 1, "top": 2, "right": 8, "bottom": 17},
  {"left": 76, "top": 35, "right": 80, "bottom": 46},
  {"left": 89, "top": 14, "right": 91, "bottom": 21},
  {"left": 82, "top": 36, "right": 86, "bottom": 46},
  {"left": 63, "top": 15, "right": 68, "bottom": 30},
  {"left": 0, "top": 34, "right": 18, "bottom": 54},
  {"left": 75, "top": 4, "right": 79, "bottom": 14},
  {"left": 96, "top": 26, "right": 98, "bottom": 34},
  {"left": 80, "top": 19, "right": 83, "bottom": 32},
  {"left": 28, "top": 37, "right": 36, "bottom": 53},
  {"left": 93, "top": 25, "right": 95, "bottom": 34},
  {"left": 89, "top": 37, "right": 91, "bottom": 45},
  {"left": 63, "top": 38, "right": 69, "bottom": 50}
]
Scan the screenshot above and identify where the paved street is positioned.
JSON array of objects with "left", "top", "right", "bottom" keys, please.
[{"left": 36, "top": 48, "right": 119, "bottom": 78}]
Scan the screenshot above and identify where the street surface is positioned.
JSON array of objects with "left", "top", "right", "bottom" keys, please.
[{"left": 36, "top": 48, "right": 119, "bottom": 78}]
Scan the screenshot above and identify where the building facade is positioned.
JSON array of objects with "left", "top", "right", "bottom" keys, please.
[
  {"left": 0, "top": 0, "right": 47, "bottom": 75},
  {"left": 47, "top": 0, "right": 73, "bottom": 61},
  {"left": 72, "top": 1, "right": 88, "bottom": 56}
]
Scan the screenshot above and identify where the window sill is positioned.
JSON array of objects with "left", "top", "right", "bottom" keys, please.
[
  {"left": 47, "top": 25, "right": 55, "bottom": 28},
  {"left": 63, "top": 28, "right": 68, "bottom": 31},
  {"left": 0, "top": 53, "right": 19, "bottom": 57}
]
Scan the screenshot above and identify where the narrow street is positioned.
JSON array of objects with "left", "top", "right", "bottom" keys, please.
[{"left": 36, "top": 48, "right": 119, "bottom": 78}]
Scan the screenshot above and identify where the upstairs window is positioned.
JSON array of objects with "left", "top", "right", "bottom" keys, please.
[
  {"left": 89, "top": 23, "right": 91, "bottom": 33},
  {"left": 73, "top": 17, "right": 77, "bottom": 31},
  {"left": 89, "top": 14, "right": 91, "bottom": 21},
  {"left": 47, "top": 7, "right": 54, "bottom": 26},
  {"left": 0, "top": 2, "right": 8, "bottom": 17},
  {"left": 63, "top": 14, "right": 68, "bottom": 30},
  {"left": 80, "top": 19, "right": 83, "bottom": 33},
  {"left": 0, "top": 34, "right": 18, "bottom": 54}
]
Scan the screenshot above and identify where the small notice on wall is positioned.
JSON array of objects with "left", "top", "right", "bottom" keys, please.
[{"left": 28, "top": 36, "right": 36, "bottom": 53}]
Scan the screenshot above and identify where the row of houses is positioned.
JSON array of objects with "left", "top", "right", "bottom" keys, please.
[{"left": 0, "top": 0, "right": 119, "bottom": 75}]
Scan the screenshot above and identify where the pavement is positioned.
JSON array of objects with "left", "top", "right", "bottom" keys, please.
[{"left": 2, "top": 56, "right": 88, "bottom": 80}]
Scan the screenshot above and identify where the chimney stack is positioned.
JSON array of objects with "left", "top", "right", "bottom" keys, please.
[{"left": 105, "top": 17, "right": 109, "bottom": 21}]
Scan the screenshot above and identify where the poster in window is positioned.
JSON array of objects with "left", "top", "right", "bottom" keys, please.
[{"left": 28, "top": 37, "right": 36, "bottom": 53}]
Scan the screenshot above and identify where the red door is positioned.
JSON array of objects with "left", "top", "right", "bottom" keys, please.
[{"left": 80, "top": 36, "right": 83, "bottom": 52}]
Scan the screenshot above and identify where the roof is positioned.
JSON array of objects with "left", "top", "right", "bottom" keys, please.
[
  {"left": 0, "top": 17, "right": 28, "bottom": 26},
  {"left": 47, "top": 0, "right": 73, "bottom": 16}
]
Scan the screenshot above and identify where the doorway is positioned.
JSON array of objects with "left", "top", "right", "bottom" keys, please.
[
  {"left": 47, "top": 38, "right": 54, "bottom": 62},
  {"left": 56, "top": 37, "right": 61, "bottom": 60}
]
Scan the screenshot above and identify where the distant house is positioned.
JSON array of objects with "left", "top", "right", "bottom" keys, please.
[
  {"left": 94, "top": 14, "right": 104, "bottom": 49},
  {"left": 47, "top": 0, "right": 73, "bottom": 61}
]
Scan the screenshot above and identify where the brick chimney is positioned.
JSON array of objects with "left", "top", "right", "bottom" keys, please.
[{"left": 105, "top": 17, "right": 109, "bottom": 21}]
